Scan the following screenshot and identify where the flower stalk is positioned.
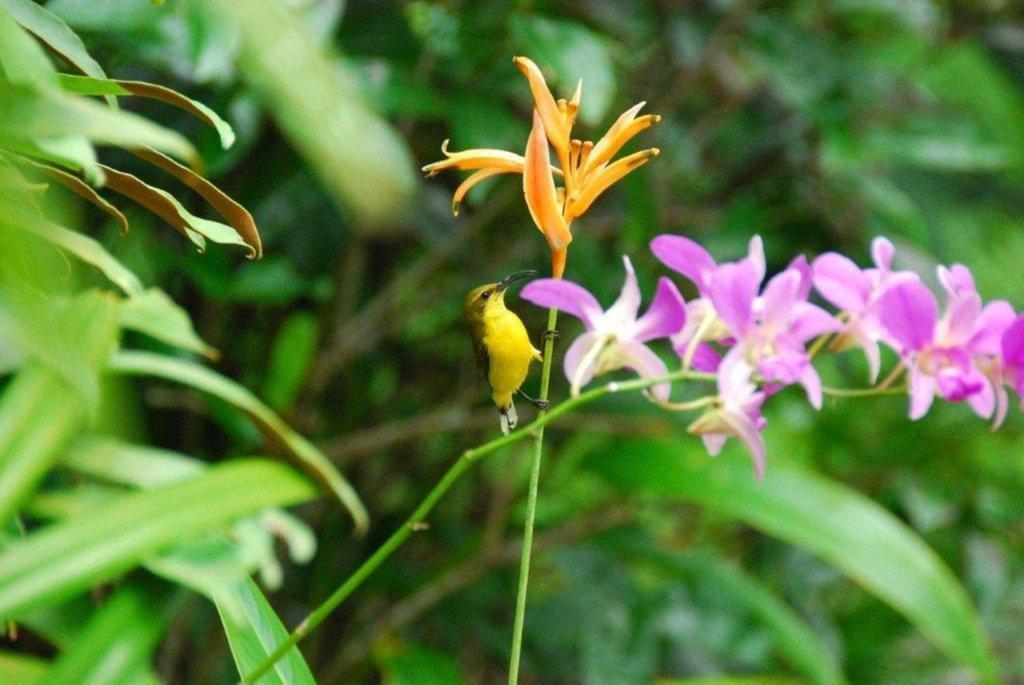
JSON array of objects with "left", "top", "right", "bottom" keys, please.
[
  {"left": 508, "top": 306, "right": 558, "bottom": 683},
  {"left": 241, "top": 366, "right": 715, "bottom": 685}
]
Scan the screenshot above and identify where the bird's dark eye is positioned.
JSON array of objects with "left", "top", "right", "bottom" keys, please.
[{"left": 481, "top": 290, "right": 491, "bottom": 300}]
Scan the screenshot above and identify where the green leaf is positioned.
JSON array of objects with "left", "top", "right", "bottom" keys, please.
[
  {"left": 62, "top": 436, "right": 203, "bottom": 489},
  {"left": 204, "top": 0, "right": 417, "bottom": 229},
  {"left": 611, "top": 541, "right": 846, "bottom": 685},
  {"left": 130, "top": 147, "right": 261, "bottom": 257},
  {"left": 107, "top": 351, "right": 368, "bottom": 534},
  {"left": 100, "top": 164, "right": 258, "bottom": 256},
  {"left": 587, "top": 439, "right": 998, "bottom": 684},
  {"left": 0, "top": 6, "right": 57, "bottom": 88},
  {"left": 374, "top": 643, "right": 467, "bottom": 685},
  {"left": 24, "top": 219, "right": 143, "bottom": 295},
  {"left": 46, "top": 579, "right": 175, "bottom": 685},
  {"left": 0, "top": 651, "right": 48, "bottom": 685},
  {"left": 0, "top": 368, "right": 84, "bottom": 525},
  {"left": 0, "top": 86, "right": 197, "bottom": 166},
  {"left": 0, "top": 459, "right": 316, "bottom": 617},
  {"left": 12, "top": 156, "right": 128, "bottom": 234},
  {"left": 509, "top": 14, "right": 617, "bottom": 126},
  {"left": 57, "top": 75, "right": 236, "bottom": 149},
  {"left": 215, "top": 577, "right": 316, "bottom": 685},
  {"left": 0, "top": 0, "right": 107, "bottom": 80},
  {"left": 262, "top": 312, "right": 319, "bottom": 412},
  {"left": 120, "top": 289, "right": 217, "bottom": 358}
]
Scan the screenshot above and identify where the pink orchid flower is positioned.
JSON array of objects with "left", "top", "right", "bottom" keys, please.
[
  {"left": 650, "top": 234, "right": 766, "bottom": 369},
  {"left": 520, "top": 256, "right": 686, "bottom": 400},
  {"left": 708, "top": 261, "right": 841, "bottom": 409},
  {"left": 878, "top": 269, "right": 1014, "bottom": 421},
  {"left": 687, "top": 355, "right": 768, "bottom": 479},
  {"left": 811, "top": 237, "right": 919, "bottom": 382}
]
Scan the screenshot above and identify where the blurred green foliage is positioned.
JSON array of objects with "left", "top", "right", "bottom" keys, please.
[{"left": 3, "top": 0, "right": 1024, "bottom": 683}]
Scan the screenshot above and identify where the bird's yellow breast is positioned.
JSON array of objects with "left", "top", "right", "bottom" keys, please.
[{"left": 483, "top": 311, "right": 536, "bottom": 407}]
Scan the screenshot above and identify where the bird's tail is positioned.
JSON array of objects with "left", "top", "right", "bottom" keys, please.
[{"left": 498, "top": 399, "right": 518, "bottom": 435}]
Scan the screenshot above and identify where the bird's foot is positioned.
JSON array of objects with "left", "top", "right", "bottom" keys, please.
[
  {"left": 517, "top": 389, "right": 550, "bottom": 411},
  {"left": 544, "top": 329, "right": 560, "bottom": 343}
]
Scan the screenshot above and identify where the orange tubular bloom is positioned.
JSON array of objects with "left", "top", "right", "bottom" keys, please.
[
  {"left": 422, "top": 55, "right": 660, "bottom": 279},
  {"left": 523, "top": 110, "right": 572, "bottom": 278}
]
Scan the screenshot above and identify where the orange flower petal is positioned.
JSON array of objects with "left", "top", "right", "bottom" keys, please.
[
  {"left": 514, "top": 56, "right": 570, "bottom": 155},
  {"left": 582, "top": 103, "right": 660, "bottom": 179},
  {"left": 569, "top": 148, "right": 659, "bottom": 219},
  {"left": 451, "top": 167, "right": 514, "bottom": 216},
  {"left": 524, "top": 109, "right": 572, "bottom": 252},
  {"left": 551, "top": 247, "right": 568, "bottom": 279},
  {"left": 422, "top": 140, "right": 525, "bottom": 176}
]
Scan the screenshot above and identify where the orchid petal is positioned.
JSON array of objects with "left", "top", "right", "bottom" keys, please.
[
  {"left": 762, "top": 270, "right": 802, "bottom": 328},
  {"left": 787, "top": 254, "right": 813, "bottom": 300},
  {"left": 562, "top": 331, "right": 602, "bottom": 391},
  {"left": 909, "top": 367, "right": 936, "bottom": 420},
  {"left": 633, "top": 277, "right": 687, "bottom": 343},
  {"left": 605, "top": 256, "right": 643, "bottom": 326},
  {"left": 617, "top": 339, "right": 672, "bottom": 401},
  {"left": 993, "top": 380, "right": 1009, "bottom": 429},
  {"left": 967, "top": 376, "right": 996, "bottom": 419},
  {"left": 520, "top": 279, "right": 602, "bottom": 329},
  {"left": 871, "top": 237, "right": 895, "bottom": 272},
  {"left": 1002, "top": 315, "right": 1024, "bottom": 371},
  {"left": 971, "top": 300, "right": 1015, "bottom": 356},
  {"left": 701, "top": 434, "right": 727, "bottom": 457},
  {"left": 721, "top": 407, "right": 767, "bottom": 480},
  {"left": 937, "top": 263, "right": 976, "bottom": 298},
  {"left": 812, "top": 252, "right": 871, "bottom": 312},
  {"left": 650, "top": 235, "right": 717, "bottom": 293},
  {"left": 944, "top": 292, "right": 981, "bottom": 345},
  {"left": 878, "top": 281, "right": 937, "bottom": 352},
  {"left": 790, "top": 302, "right": 843, "bottom": 342},
  {"left": 800, "top": 364, "right": 824, "bottom": 410},
  {"left": 708, "top": 260, "right": 760, "bottom": 336},
  {"left": 747, "top": 235, "right": 766, "bottom": 284}
]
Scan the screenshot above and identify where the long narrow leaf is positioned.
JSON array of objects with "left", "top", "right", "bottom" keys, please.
[
  {"left": 205, "top": 0, "right": 417, "bottom": 228},
  {"left": 11, "top": 155, "right": 127, "bottom": 234},
  {"left": 0, "top": 0, "right": 106, "bottom": 80},
  {"left": 0, "top": 652, "right": 48, "bottom": 685},
  {"left": 107, "top": 351, "right": 368, "bottom": 533},
  {"left": 216, "top": 577, "right": 316, "bottom": 685},
  {"left": 0, "top": 368, "right": 84, "bottom": 524},
  {"left": 0, "top": 459, "right": 316, "bottom": 617},
  {"left": 587, "top": 440, "right": 998, "bottom": 684},
  {"left": 0, "top": 86, "right": 196, "bottom": 166},
  {"left": 57, "top": 74, "right": 235, "bottom": 149},
  {"left": 101, "top": 164, "right": 258, "bottom": 255},
  {"left": 132, "top": 147, "right": 261, "bottom": 257},
  {"left": 610, "top": 540, "right": 846, "bottom": 685},
  {"left": 23, "top": 219, "right": 143, "bottom": 295},
  {"left": 46, "top": 579, "right": 175, "bottom": 685}
]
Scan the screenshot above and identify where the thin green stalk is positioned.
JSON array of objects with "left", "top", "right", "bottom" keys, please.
[
  {"left": 508, "top": 307, "right": 558, "bottom": 683},
  {"left": 241, "top": 366, "right": 715, "bottom": 684}
]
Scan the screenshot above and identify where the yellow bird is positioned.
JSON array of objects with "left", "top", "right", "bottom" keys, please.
[{"left": 463, "top": 271, "right": 547, "bottom": 434}]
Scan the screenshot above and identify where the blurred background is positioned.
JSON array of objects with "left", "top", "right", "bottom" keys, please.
[{"left": 4, "top": 0, "right": 1024, "bottom": 683}]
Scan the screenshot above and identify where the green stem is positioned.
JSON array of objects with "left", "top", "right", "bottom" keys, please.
[
  {"left": 508, "top": 307, "right": 558, "bottom": 683},
  {"left": 241, "top": 366, "right": 715, "bottom": 684},
  {"left": 823, "top": 384, "right": 906, "bottom": 398}
]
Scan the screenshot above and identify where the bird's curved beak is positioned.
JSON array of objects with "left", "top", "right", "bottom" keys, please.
[{"left": 497, "top": 270, "right": 537, "bottom": 292}]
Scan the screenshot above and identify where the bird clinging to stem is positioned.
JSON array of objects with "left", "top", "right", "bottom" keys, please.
[{"left": 463, "top": 270, "right": 548, "bottom": 434}]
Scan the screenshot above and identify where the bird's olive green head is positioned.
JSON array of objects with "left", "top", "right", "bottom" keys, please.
[{"left": 463, "top": 270, "right": 536, "bottom": 324}]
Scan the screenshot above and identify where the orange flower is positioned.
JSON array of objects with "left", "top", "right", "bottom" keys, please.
[{"left": 423, "top": 56, "right": 660, "bottom": 278}]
